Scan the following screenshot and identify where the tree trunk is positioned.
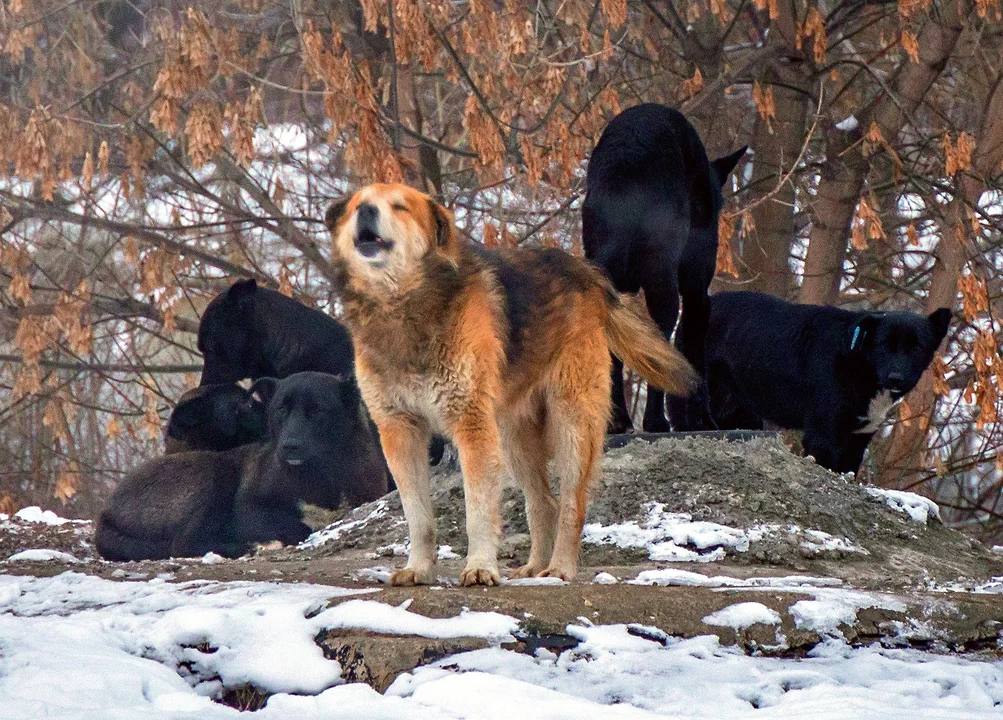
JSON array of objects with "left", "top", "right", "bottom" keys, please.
[
  {"left": 871, "top": 73, "right": 1003, "bottom": 487},
  {"left": 799, "top": 1, "right": 973, "bottom": 305},
  {"left": 741, "top": 5, "right": 809, "bottom": 299}
]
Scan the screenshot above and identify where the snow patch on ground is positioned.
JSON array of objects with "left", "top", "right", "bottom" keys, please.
[
  {"left": 390, "top": 626, "right": 1003, "bottom": 719},
  {"left": 582, "top": 502, "right": 750, "bottom": 562},
  {"left": 10, "top": 506, "right": 81, "bottom": 526},
  {"left": 7, "top": 549, "right": 81, "bottom": 564},
  {"left": 2, "top": 573, "right": 1001, "bottom": 719},
  {"left": 866, "top": 487, "right": 941, "bottom": 525},
  {"left": 300, "top": 500, "right": 392, "bottom": 549},
  {"left": 702, "top": 602, "right": 781, "bottom": 629},
  {"left": 583, "top": 503, "right": 870, "bottom": 562},
  {"left": 629, "top": 568, "right": 842, "bottom": 589},
  {"left": 789, "top": 590, "right": 907, "bottom": 636}
]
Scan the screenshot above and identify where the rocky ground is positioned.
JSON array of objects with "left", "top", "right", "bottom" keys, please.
[{"left": 2, "top": 435, "right": 1002, "bottom": 707}]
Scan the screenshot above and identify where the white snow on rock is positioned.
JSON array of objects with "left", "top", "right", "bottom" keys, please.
[
  {"left": 702, "top": 602, "right": 782, "bottom": 629},
  {"left": 582, "top": 502, "right": 749, "bottom": 562},
  {"left": 7, "top": 549, "right": 81, "bottom": 564},
  {"left": 629, "top": 568, "right": 841, "bottom": 589},
  {"left": 389, "top": 626, "right": 1003, "bottom": 719},
  {"left": 865, "top": 487, "right": 941, "bottom": 525},
  {"left": 200, "top": 552, "right": 226, "bottom": 565},
  {"left": 314, "top": 599, "right": 518, "bottom": 640},
  {"left": 504, "top": 576, "right": 567, "bottom": 587},
  {"left": 789, "top": 590, "right": 906, "bottom": 636},
  {"left": 593, "top": 572, "right": 619, "bottom": 585}
]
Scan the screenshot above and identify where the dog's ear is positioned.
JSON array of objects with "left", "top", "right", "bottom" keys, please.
[
  {"left": 325, "top": 197, "right": 349, "bottom": 232},
  {"left": 250, "top": 377, "right": 279, "bottom": 407},
  {"left": 849, "top": 313, "right": 881, "bottom": 352},
  {"left": 928, "top": 308, "right": 952, "bottom": 345},
  {"left": 226, "top": 278, "right": 257, "bottom": 309},
  {"left": 428, "top": 199, "right": 455, "bottom": 248},
  {"left": 711, "top": 146, "right": 747, "bottom": 187}
]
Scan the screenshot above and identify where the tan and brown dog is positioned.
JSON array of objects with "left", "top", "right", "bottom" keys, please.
[{"left": 326, "top": 183, "right": 695, "bottom": 586}]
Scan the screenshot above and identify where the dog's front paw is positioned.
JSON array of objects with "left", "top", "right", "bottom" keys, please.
[
  {"left": 459, "top": 564, "right": 500, "bottom": 586},
  {"left": 508, "top": 562, "right": 545, "bottom": 579},
  {"left": 539, "top": 563, "right": 577, "bottom": 582},
  {"left": 390, "top": 566, "right": 436, "bottom": 586}
]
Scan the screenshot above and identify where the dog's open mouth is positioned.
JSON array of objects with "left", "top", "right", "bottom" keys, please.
[{"left": 355, "top": 229, "right": 393, "bottom": 258}]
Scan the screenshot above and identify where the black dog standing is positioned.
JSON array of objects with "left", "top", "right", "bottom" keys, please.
[
  {"left": 583, "top": 103, "right": 746, "bottom": 432},
  {"left": 705, "top": 291, "right": 951, "bottom": 474}
]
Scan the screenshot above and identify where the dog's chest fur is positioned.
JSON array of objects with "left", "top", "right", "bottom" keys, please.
[{"left": 853, "top": 390, "right": 900, "bottom": 434}]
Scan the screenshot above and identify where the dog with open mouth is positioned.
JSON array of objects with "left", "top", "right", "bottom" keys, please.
[{"left": 325, "top": 183, "right": 697, "bottom": 586}]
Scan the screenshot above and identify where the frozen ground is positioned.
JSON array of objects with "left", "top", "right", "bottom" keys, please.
[
  {"left": 1, "top": 570, "right": 1002, "bottom": 719},
  {"left": 1, "top": 437, "right": 1001, "bottom": 717}
]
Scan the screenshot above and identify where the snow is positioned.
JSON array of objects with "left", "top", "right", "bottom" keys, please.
[
  {"left": 505, "top": 576, "right": 567, "bottom": 586},
  {"left": 300, "top": 499, "right": 392, "bottom": 548},
  {"left": 789, "top": 590, "right": 906, "bottom": 636},
  {"left": 799, "top": 529, "right": 868, "bottom": 555},
  {"left": 702, "top": 602, "right": 781, "bottom": 629},
  {"left": 390, "top": 627, "right": 1003, "bottom": 719},
  {"left": 866, "top": 487, "right": 941, "bottom": 524},
  {"left": 11, "top": 506, "right": 79, "bottom": 526},
  {"left": 7, "top": 549, "right": 81, "bottom": 563},
  {"left": 582, "top": 502, "right": 750, "bottom": 562},
  {"left": 593, "top": 571, "right": 619, "bottom": 584},
  {"left": 1, "top": 572, "right": 1001, "bottom": 719},
  {"left": 835, "top": 114, "right": 860, "bottom": 131},
  {"left": 629, "top": 568, "right": 841, "bottom": 589},
  {"left": 200, "top": 552, "right": 226, "bottom": 564}
]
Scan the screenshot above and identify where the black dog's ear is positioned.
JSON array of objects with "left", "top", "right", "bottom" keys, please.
[
  {"left": 849, "top": 314, "right": 881, "bottom": 352},
  {"left": 250, "top": 377, "right": 279, "bottom": 407},
  {"left": 428, "top": 199, "right": 455, "bottom": 248},
  {"left": 928, "top": 308, "right": 952, "bottom": 345},
  {"left": 226, "top": 278, "right": 257, "bottom": 308},
  {"left": 325, "top": 197, "right": 349, "bottom": 232},
  {"left": 711, "top": 146, "right": 748, "bottom": 187}
]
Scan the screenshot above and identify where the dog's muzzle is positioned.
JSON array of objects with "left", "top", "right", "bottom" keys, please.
[{"left": 354, "top": 203, "right": 394, "bottom": 259}]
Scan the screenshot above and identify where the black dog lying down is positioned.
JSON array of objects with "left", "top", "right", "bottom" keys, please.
[
  {"left": 197, "top": 278, "right": 444, "bottom": 465},
  {"left": 705, "top": 291, "right": 951, "bottom": 474},
  {"left": 96, "top": 372, "right": 390, "bottom": 560},
  {"left": 164, "top": 383, "right": 266, "bottom": 454},
  {"left": 583, "top": 103, "right": 746, "bottom": 433}
]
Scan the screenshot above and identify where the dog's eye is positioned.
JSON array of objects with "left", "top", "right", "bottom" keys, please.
[{"left": 392, "top": 202, "right": 408, "bottom": 213}]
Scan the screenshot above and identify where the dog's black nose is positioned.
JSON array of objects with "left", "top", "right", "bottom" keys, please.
[{"left": 357, "top": 203, "right": 378, "bottom": 225}]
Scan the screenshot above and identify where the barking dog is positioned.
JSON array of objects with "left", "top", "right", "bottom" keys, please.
[{"left": 326, "top": 183, "right": 696, "bottom": 586}]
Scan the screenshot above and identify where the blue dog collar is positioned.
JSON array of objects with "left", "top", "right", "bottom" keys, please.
[{"left": 850, "top": 325, "right": 862, "bottom": 350}]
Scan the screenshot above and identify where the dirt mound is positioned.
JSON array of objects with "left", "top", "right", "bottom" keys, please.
[{"left": 301, "top": 436, "right": 999, "bottom": 587}]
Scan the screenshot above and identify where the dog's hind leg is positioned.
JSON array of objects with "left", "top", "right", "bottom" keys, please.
[
  {"left": 608, "top": 355, "right": 633, "bottom": 433},
  {"left": 501, "top": 406, "right": 557, "bottom": 578},
  {"left": 640, "top": 281, "right": 680, "bottom": 432},
  {"left": 542, "top": 338, "right": 610, "bottom": 581},
  {"left": 375, "top": 414, "right": 437, "bottom": 585},
  {"left": 669, "top": 259, "right": 715, "bottom": 430}
]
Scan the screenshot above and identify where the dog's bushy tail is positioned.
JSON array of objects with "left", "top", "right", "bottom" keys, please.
[{"left": 604, "top": 292, "right": 698, "bottom": 398}]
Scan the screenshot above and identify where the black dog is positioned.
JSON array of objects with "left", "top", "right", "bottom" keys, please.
[
  {"left": 197, "top": 279, "right": 444, "bottom": 465},
  {"left": 705, "top": 291, "right": 951, "bottom": 474},
  {"left": 583, "top": 103, "right": 746, "bottom": 432},
  {"left": 95, "top": 372, "right": 390, "bottom": 561},
  {"left": 164, "top": 383, "right": 266, "bottom": 454},
  {"left": 197, "top": 279, "right": 354, "bottom": 385},
  {"left": 233, "top": 371, "right": 391, "bottom": 542}
]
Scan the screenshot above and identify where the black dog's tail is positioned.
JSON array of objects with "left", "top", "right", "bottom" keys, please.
[{"left": 94, "top": 513, "right": 168, "bottom": 561}]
